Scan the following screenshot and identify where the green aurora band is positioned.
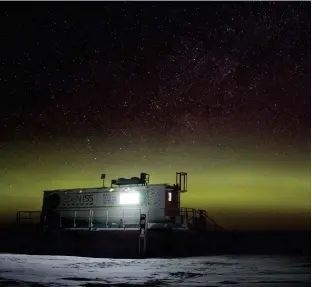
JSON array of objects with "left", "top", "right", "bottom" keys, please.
[{"left": 0, "top": 136, "right": 310, "bottom": 231}]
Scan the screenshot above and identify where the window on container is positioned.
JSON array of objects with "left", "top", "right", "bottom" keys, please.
[{"left": 168, "top": 192, "right": 172, "bottom": 202}]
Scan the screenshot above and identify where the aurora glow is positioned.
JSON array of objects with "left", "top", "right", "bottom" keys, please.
[{"left": 0, "top": 136, "right": 309, "bottom": 230}]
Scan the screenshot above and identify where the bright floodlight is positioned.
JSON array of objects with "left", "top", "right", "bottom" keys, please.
[{"left": 119, "top": 192, "right": 140, "bottom": 205}]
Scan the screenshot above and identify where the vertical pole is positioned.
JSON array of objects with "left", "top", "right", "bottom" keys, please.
[
  {"left": 106, "top": 210, "right": 108, "bottom": 227},
  {"left": 179, "top": 173, "right": 182, "bottom": 190},
  {"left": 89, "top": 210, "right": 93, "bottom": 229},
  {"left": 73, "top": 211, "right": 76, "bottom": 228},
  {"left": 123, "top": 209, "right": 125, "bottom": 228},
  {"left": 185, "top": 209, "right": 188, "bottom": 229},
  {"left": 143, "top": 212, "right": 148, "bottom": 254},
  {"left": 139, "top": 213, "right": 147, "bottom": 258},
  {"left": 59, "top": 212, "right": 62, "bottom": 228},
  {"left": 186, "top": 173, "right": 187, "bottom": 191},
  {"left": 43, "top": 215, "right": 47, "bottom": 232}
]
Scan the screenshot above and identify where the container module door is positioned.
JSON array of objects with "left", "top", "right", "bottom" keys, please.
[{"left": 165, "top": 190, "right": 180, "bottom": 216}]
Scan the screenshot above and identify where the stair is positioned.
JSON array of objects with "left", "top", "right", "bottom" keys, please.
[{"left": 180, "top": 207, "right": 223, "bottom": 231}]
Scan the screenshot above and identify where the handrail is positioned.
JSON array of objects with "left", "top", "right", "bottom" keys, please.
[
  {"left": 41, "top": 208, "right": 144, "bottom": 229},
  {"left": 198, "top": 209, "right": 217, "bottom": 226},
  {"left": 17, "top": 207, "right": 222, "bottom": 231},
  {"left": 16, "top": 211, "right": 41, "bottom": 224},
  {"left": 180, "top": 207, "right": 219, "bottom": 230},
  {"left": 17, "top": 209, "right": 142, "bottom": 227}
]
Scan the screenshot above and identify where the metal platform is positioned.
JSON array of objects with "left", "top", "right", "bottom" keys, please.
[{"left": 16, "top": 207, "right": 219, "bottom": 231}]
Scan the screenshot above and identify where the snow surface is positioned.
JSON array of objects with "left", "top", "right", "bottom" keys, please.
[{"left": 0, "top": 254, "right": 310, "bottom": 286}]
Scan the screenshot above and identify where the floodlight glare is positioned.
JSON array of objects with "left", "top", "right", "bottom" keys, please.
[{"left": 119, "top": 192, "right": 140, "bottom": 205}]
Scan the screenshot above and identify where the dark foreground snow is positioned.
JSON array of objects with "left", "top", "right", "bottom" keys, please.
[{"left": 0, "top": 254, "right": 310, "bottom": 286}]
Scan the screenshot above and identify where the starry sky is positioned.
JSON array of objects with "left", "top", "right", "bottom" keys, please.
[{"left": 0, "top": 2, "right": 310, "bottom": 230}]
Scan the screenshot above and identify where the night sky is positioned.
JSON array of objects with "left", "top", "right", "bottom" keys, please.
[{"left": 0, "top": 2, "right": 310, "bottom": 230}]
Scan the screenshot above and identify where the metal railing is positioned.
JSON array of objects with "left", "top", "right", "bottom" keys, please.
[
  {"left": 40, "top": 208, "right": 144, "bottom": 230},
  {"left": 180, "top": 207, "right": 218, "bottom": 230},
  {"left": 16, "top": 207, "right": 220, "bottom": 231},
  {"left": 16, "top": 207, "right": 172, "bottom": 230},
  {"left": 67, "top": 210, "right": 139, "bottom": 229},
  {"left": 16, "top": 211, "right": 41, "bottom": 224}
]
